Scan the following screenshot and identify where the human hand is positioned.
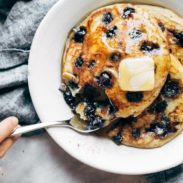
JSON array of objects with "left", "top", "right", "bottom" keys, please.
[{"left": 0, "top": 117, "right": 20, "bottom": 159}]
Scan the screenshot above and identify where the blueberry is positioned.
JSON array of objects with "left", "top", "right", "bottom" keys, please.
[
  {"left": 98, "top": 72, "right": 112, "bottom": 88},
  {"left": 146, "top": 123, "right": 164, "bottom": 135},
  {"left": 88, "top": 115, "right": 104, "bottom": 129},
  {"left": 63, "top": 88, "right": 75, "bottom": 107},
  {"left": 106, "top": 26, "right": 118, "bottom": 38},
  {"left": 126, "top": 92, "right": 143, "bottom": 103},
  {"left": 110, "top": 52, "right": 121, "bottom": 62},
  {"left": 102, "top": 12, "right": 113, "bottom": 24},
  {"left": 140, "top": 41, "right": 160, "bottom": 52},
  {"left": 158, "top": 22, "right": 165, "bottom": 32},
  {"left": 74, "top": 93, "right": 82, "bottom": 104},
  {"left": 149, "top": 100, "right": 168, "bottom": 113},
  {"left": 162, "top": 80, "right": 181, "bottom": 98},
  {"left": 154, "top": 124, "right": 166, "bottom": 136},
  {"left": 86, "top": 113, "right": 95, "bottom": 122},
  {"left": 129, "top": 29, "right": 142, "bottom": 39},
  {"left": 122, "top": 7, "right": 135, "bottom": 18},
  {"left": 146, "top": 116, "right": 174, "bottom": 137},
  {"left": 171, "top": 30, "right": 183, "bottom": 46},
  {"left": 160, "top": 115, "right": 170, "bottom": 127},
  {"left": 75, "top": 56, "right": 84, "bottom": 68},
  {"left": 92, "top": 116, "right": 104, "bottom": 128},
  {"left": 82, "top": 84, "right": 100, "bottom": 100},
  {"left": 146, "top": 123, "right": 157, "bottom": 133},
  {"left": 132, "top": 128, "right": 141, "bottom": 139},
  {"left": 112, "top": 134, "right": 123, "bottom": 145},
  {"left": 68, "top": 81, "right": 79, "bottom": 90},
  {"left": 84, "top": 103, "right": 96, "bottom": 117},
  {"left": 73, "top": 26, "right": 87, "bottom": 43},
  {"left": 88, "top": 60, "right": 96, "bottom": 69}
]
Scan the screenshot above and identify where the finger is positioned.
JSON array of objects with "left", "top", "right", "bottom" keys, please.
[
  {"left": 0, "top": 117, "right": 19, "bottom": 142},
  {"left": 0, "top": 136, "right": 18, "bottom": 159}
]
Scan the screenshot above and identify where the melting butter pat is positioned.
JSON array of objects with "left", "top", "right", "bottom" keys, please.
[{"left": 118, "top": 56, "right": 155, "bottom": 91}]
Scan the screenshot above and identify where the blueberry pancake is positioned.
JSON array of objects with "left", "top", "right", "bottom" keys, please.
[
  {"left": 104, "top": 57, "right": 183, "bottom": 148},
  {"left": 61, "top": 4, "right": 170, "bottom": 129}
]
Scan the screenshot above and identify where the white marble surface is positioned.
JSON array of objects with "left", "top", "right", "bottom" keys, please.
[{"left": 0, "top": 133, "right": 147, "bottom": 183}]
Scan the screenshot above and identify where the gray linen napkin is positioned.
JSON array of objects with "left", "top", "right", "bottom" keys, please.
[
  {"left": 0, "top": 0, "right": 183, "bottom": 182},
  {"left": 0, "top": 0, "right": 57, "bottom": 125}
]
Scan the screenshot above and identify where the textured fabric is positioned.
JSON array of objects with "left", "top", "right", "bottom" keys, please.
[
  {"left": 146, "top": 166, "right": 183, "bottom": 183},
  {"left": 0, "top": 0, "right": 57, "bottom": 125},
  {"left": 0, "top": 0, "right": 183, "bottom": 181}
]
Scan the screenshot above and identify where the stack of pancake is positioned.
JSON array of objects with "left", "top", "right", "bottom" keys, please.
[{"left": 61, "top": 4, "right": 183, "bottom": 148}]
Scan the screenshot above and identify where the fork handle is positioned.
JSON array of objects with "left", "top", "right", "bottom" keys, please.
[{"left": 11, "top": 121, "right": 67, "bottom": 136}]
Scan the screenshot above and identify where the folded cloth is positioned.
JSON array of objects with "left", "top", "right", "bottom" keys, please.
[
  {"left": 146, "top": 166, "right": 183, "bottom": 183},
  {"left": 0, "top": 0, "right": 57, "bottom": 125},
  {"left": 0, "top": 0, "right": 183, "bottom": 182}
]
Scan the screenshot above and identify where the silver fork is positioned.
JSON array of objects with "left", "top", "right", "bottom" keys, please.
[{"left": 11, "top": 116, "right": 110, "bottom": 136}]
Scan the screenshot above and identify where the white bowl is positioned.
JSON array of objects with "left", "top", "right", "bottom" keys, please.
[{"left": 28, "top": 0, "right": 183, "bottom": 175}]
